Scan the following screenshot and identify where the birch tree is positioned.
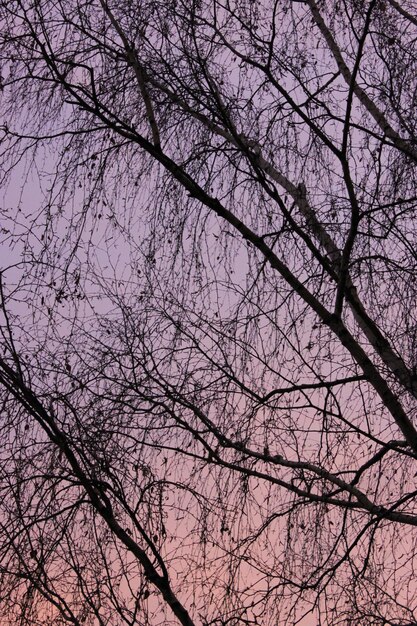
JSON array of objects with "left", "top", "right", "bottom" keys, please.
[{"left": 1, "top": 1, "right": 417, "bottom": 624}]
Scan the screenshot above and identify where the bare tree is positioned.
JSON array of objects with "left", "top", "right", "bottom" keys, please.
[{"left": 1, "top": 0, "right": 417, "bottom": 624}]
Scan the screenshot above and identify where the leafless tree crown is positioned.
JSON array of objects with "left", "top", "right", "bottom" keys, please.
[{"left": 0, "top": 1, "right": 417, "bottom": 624}]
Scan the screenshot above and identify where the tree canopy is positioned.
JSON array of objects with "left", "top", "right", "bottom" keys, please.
[{"left": 1, "top": 1, "right": 417, "bottom": 624}]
